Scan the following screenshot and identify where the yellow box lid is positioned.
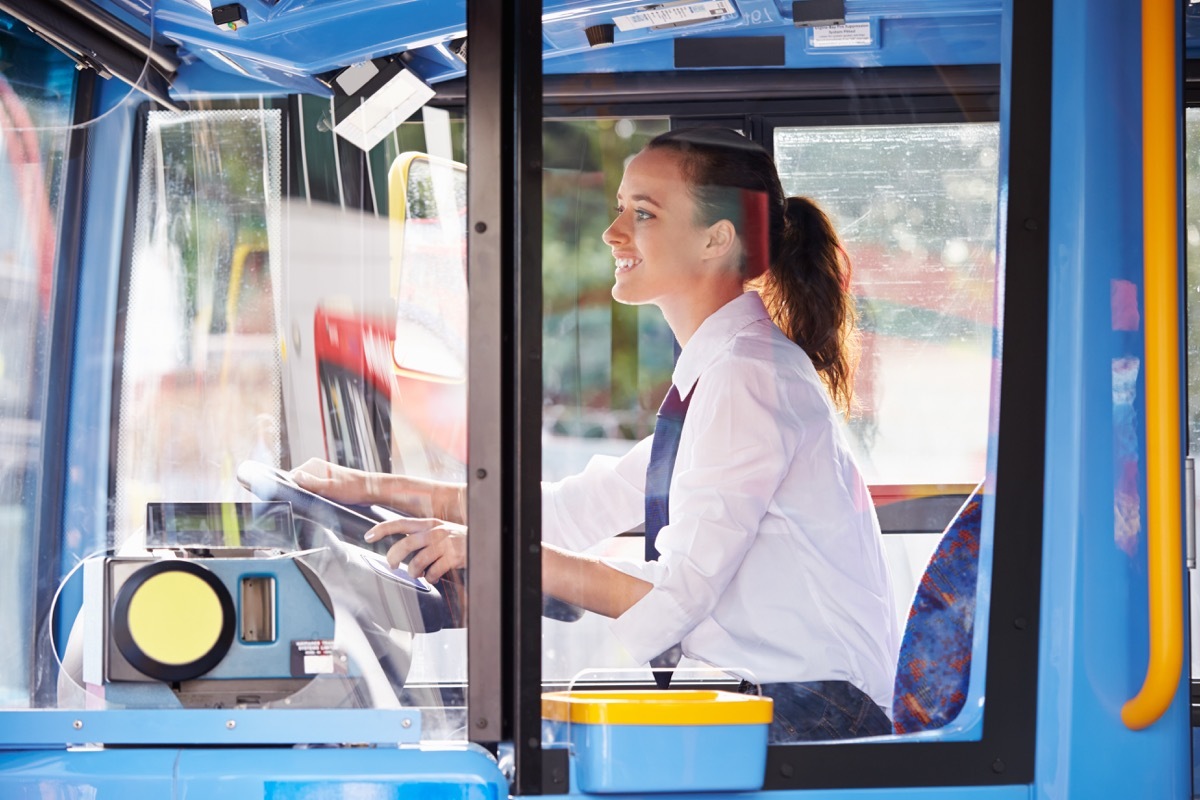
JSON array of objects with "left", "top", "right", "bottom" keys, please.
[{"left": 541, "top": 689, "right": 773, "bottom": 726}]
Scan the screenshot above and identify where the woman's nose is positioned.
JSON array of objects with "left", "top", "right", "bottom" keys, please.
[{"left": 602, "top": 214, "right": 626, "bottom": 245}]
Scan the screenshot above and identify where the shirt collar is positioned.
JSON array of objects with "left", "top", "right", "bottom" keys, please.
[{"left": 672, "top": 291, "right": 769, "bottom": 396}]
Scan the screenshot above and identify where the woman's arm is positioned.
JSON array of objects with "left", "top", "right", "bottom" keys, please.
[
  {"left": 541, "top": 543, "right": 652, "bottom": 618},
  {"left": 290, "top": 458, "right": 466, "bottom": 524}
]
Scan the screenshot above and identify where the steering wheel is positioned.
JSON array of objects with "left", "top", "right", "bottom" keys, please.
[
  {"left": 237, "top": 460, "right": 583, "bottom": 624},
  {"left": 236, "top": 461, "right": 463, "bottom": 629}
]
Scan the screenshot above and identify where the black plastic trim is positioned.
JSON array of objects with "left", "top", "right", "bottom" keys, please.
[
  {"left": 432, "top": 64, "right": 998, "bottom": 110},
  {"left": 674, "top": 36, "right": 786, "bottom": 68},
  {"left": 875, "top": 494, "right": 974, "bottom": 535},
  {"left": 1182, "top": 58, "right": 1200, "bottom": 105}
]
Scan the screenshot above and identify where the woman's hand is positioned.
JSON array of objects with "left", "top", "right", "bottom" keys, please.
[
  {"left": 290, "top": 458, "right": 467, "bottom": 524},
  {"left": 366, "top": 516, "right": 467, "bottom": 583}
]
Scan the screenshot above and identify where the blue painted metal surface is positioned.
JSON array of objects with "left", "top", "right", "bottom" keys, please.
[
  {"left": 0, "top": 745, "right": 506, "bottom": 799},
  {"left": 545, "top": 16, "right": 1001, "bottom": 74},
  {"left": 86, "top": 0, "right": 1007, "bottom": 94},
  {"left": 0, "top": 708, "right": 420, "bottom": 747},
  {"left": 543, "top": 761, "right": 1032, "bottom": 800},
  {"left": 1034, "top": 0, "right": 1192, "bottom": 798}
]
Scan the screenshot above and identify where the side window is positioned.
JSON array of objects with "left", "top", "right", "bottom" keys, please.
[{"left": 773, "top": 123, "right": 999, "bottom": 489}]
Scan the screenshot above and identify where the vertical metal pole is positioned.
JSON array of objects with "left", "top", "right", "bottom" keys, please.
[{"left": 466, "top": 0, "right": 544, "bottom": 792}]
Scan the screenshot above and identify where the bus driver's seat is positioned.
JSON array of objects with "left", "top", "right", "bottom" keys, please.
[{"left": 891, "top": 485, "right": 984, "bottom": 733}]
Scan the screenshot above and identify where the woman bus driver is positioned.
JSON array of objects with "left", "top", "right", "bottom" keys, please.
[{"left": 291, "top": 127, "right": 900, "bottom": 742}]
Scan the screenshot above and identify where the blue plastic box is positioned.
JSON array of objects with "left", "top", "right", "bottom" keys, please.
[{"left": 541, "top": 690, "right": 773, "bottom": 794}]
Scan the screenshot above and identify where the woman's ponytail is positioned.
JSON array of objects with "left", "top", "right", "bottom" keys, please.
[{"left": 759, "top": 196, "right": 859, "bottom": 414}]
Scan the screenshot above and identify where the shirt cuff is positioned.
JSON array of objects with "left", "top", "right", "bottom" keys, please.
[
  {"left": 608, "top": 584, "right": 693, "bottom": 665},
  {"left": 604, "top": 557, "right": 665, "bottom": 585}
]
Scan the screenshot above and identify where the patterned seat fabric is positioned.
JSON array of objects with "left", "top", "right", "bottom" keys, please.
[{"left": 892, "top": 489, "right": 983, "bottom": 734}]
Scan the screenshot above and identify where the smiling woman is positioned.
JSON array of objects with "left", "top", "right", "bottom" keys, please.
[{"left": 537, "top": 127, "right": 896, "bottom": 743}]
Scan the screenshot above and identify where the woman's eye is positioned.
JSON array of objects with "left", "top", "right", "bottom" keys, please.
[{"left": 634, "top": 209, "right": 653, "bottom": 221}]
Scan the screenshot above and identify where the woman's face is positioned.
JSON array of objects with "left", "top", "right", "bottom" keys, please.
[{"left": 602, "top": 147, "right": 717, "bottom": 309}]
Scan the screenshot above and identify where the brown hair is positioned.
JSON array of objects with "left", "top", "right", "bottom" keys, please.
[{"left": 645, "top": 127, "right": 860, "bottom": 413}]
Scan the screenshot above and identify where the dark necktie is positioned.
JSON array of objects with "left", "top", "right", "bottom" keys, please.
[{"left": 644, "top": 383, "right": 693, "bottom": 688}]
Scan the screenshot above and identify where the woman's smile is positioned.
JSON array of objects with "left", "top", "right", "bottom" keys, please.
[{"left": 614, "top": 256, "right": 642, "bottom": 275}]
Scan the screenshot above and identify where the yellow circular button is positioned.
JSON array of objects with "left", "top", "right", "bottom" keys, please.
[{"left": 125, "top": 570, "right": 225, "bottom": 666}]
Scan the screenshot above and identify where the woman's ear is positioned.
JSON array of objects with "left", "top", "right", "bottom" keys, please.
[{"left": 704, "top": 219, "right": 738, "bottom": 261}]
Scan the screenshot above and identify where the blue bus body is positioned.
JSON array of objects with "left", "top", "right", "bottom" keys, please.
[{"left": 0, "top": 0, "right": 1195, "bottom": 797}]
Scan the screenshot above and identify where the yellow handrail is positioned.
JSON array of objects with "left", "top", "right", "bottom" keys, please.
[{"left": 1122, "top": 0, "right": 1183, "bottom": 731}]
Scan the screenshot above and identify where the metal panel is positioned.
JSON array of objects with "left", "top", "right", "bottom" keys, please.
[
  {"left": 465, "top": 3, "right": 544, "bottom": 797},
  {"left": 0, "top": 709, "right": 421, "bottom": 746},
  {"left": 0, "top": 745, "right": 507, "bottom": 798},
  {"left": 1034, "top": 0, "right": 1192, "bottom": 794}
]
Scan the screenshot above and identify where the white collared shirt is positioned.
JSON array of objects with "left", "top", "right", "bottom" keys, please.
[{"left": 541, "top": 291, "right": 900, "bottom": 713}]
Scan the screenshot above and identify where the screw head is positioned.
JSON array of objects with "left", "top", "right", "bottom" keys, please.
[
  {"left": 226, "top": 720, "right": 237, "bottom": 730},
  {"left": 476, "top": 468, "right": 487, "bottom": 479},
  {"left": 72, "top": 720, "right": 83, "bottom": 730},
  {"left": 474, "top": 222, "right": 487, "bottom": 234},
  {"left": 401, "top": 718, "right": 412, "bottom": 729}
]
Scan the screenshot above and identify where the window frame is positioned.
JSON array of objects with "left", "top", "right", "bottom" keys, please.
[{"left": 1177, "top": 60, "right": 1200, "bottom": 726}]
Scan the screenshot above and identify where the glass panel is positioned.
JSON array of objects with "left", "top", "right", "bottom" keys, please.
[
  {"left": 774, "top": 123, "right": 1000, "bottom": 489},
  {"left": 774, "top": 122, "right": 999, "bottom": 734},
  {"left": 0, "top": 18, "right": 77, "bottom": 708},
  {"left": 114, "top": 106, "right": 285, "bottom": 539},
  {"left": 543, "top": 119, "right": 673, "bottom": 479},
  {"left": 1184, "top": 106, "right": 1200, "bottom": 682},
  {"left": 541, "top": 118, "right": 672, "bottom": 683},
  {"left": 85, "top": 99, "right": 468, "bottom": 738}
]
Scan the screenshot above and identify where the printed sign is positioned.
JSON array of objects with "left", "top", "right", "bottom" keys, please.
[
  {"left": 614, "top": 1, "right": 735, "bottom": 32},
  {"left": 290, "top": 639, "right": 335, "bottom": 676},
  {"left": 811, "top": 22, "right": 873, "bottom": 48}
]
